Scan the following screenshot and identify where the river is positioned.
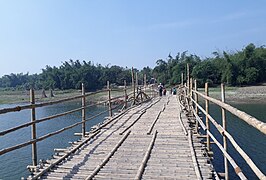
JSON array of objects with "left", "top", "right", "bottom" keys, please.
[{"left": 0, "top": 101, "right": 265, "bottom": 179}]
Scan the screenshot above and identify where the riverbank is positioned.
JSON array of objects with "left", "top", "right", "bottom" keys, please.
[
  {"left": 0, "top": 85, "right": 265, "bottom": 105},
  {"left": 198, "top": 85, "right": 266, "bottom": 104},
  {"left": 0, "top": 89, "right": 124, "bottom": 105}
]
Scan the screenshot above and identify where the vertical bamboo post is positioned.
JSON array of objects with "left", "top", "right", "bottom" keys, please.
[
  {"left": 30, "top": 89, "right": 37, "bottom": 166},
  {"left": 205, "top": 83, "right": 210, "bottom": 151},
  {"left": 81, "top": 83, "right": 86, "bottom": 137},
  {"left": 131, "top": 68, "right": 136, "bottom": 104},
  {"left": 144, "top": 74, "right": 147, "bottom": 93},
  {"left": 187, "top": 64, "right": 190, "bottom": 90},
  {"left": 124, "top": 80, "right": 127, "bottom": 109},
  {"left": 181, "top": 72, "right": 184, "bottom": 86},
  {"left": 107, "top": 81, "right": 112, "bottom": 117},
  {"left": 136, "top": 72, "right": 138, "bottom": 94},
  {"left": 184, "top": 83, "right": 187, "bottom": 97},
  {"left": 189, "top": 78, "right": 193, "bottom": 99},
  {"left": 194, "top": 79, "right": 199, "bottom": 133},
  {"left": 221, "top": 83, "right": 228, "bottom": 179}
]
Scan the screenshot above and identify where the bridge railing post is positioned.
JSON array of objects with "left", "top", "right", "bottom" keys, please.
[
  {"left": 189, "top": 77, "right": 193, "bottom": 107},
  {"left": 181, "top": 72, "right": 184, "bottom": 86},
  {"left": 205, "top": 82, "right": 211, "bottom": 152},
  {"left": 136, "top": 72, "right": 138, "bottom": 94},
  {"left": 221, "top": 83, "right": 228, "bottom": 179},
  {"left": 131, "top": 68, "right": 136, "bottom": 104},
  {"left": 184, "top": 83, "right": 187, "bottom": 97},
  {"left": 124, "top": 80, "right": 127, "bottom": 109},
  {"left": 144, "top": 74, "right": 147, "bottom": 94},
  {"left": 107, "top": 81, "right": 112, "bottom": 117},
  {"left": 194, "top": 80, "right": 199, "bottom": 133},
  {"left": 30, "top": 89, "right": 37, "bottom": 167},
  {"left": 187, "top": 63, "right": 190, "bottom": 88},
  {"left": 81, "top": 83, "right": 86, "bottom": 137}
]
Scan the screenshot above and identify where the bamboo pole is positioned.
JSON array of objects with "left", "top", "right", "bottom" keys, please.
[
  {"left": 81, "top": 83, "right": 86, "bottom": 137},
  {"left": 207, "top": 131, "right": 247, "bottom": 180},
  {"left": 205, "top": 83, "right": 210, "bottom": 151},
  {"left": 131, "top": 67, "right": 136, "bottom": 104},
  {"left": 124, "top": 80, "right": 127, "bottom": 109},
  {"left": 85, "top": 130, "right": 131, "bottom": 180},
  {"left": 187, "top": 64, "right": 190, "bottom": 89},
  {"left": 0, "top": 110, "right": 109, "bottom": 156},
  {"left": 107, "top": 81, "right": 112, "bottom": 117},
  {"left": 181, "top": 72, "right": 184, "bottom": 86},
  {"left": 0, "top": 99, "right": 113, "bottom": 137},
  {"left": 144, "top": 74, "right": 147, "bottom": 93},
  {"left": 136, "top": 72, "right": 138, "bottom": 94},
  {"left": 192, "top": 89, "right": 266, "bottom": 135},
  {"left": 190, "top": 77, "right": 193, "bottom": 107},
  {"left": 192, "top": 98, "right": 266, "bottom": 179},
  {"left": 31, "top": 130, "right": 101, "bottom": 180},
  {"left": 135, "top": 130, "right": 157, "bottom": 180},
  {"left": 188, "top": 130, "right": 202, "bottom": 180},
  {"left": 30, "top": 89, "right": 37, "bottom": 166},
  {"left": 194, "top": 80, "right": 199, "bottom": 133},
  {"left": 0, "top": 89, "right": 108, "bottom": 115},
  {"left": 221, "top": 83, "right": 228, "bottom": 180}
]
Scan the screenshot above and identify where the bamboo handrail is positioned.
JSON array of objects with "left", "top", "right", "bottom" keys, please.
[
  {"left": 0, "top": 89, "right": 108, "bottom": 115},
  {"left": 191, "top": 89, "right": 266, "bottom": 135},
  {"left": 191, "top": 98, "right": 266, "bottom": 178},
  {"left": 0, "top": 99, "right": 110, "bottom": 137},
  {"left": 187, "top": 102, "right": 247, "bottom": 179},
  {"left": 183, "top": 85, "right": 266, "bottom": 179},
  {"left": 0, "top": 109, "right": 109, "bottom": 156}
]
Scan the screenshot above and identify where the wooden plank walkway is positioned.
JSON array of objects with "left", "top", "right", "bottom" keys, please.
[{"left": 30, "top": 95, "right": 216, "bottom": 180}]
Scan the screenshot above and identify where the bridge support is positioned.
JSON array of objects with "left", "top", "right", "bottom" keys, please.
[
  {"left": 81, "top": 83, "right": 86, "bottom": 137},
  {"left": 221, "top": 83, "right": 229, "bottom": 180},
  {"left": 30, "top": 89, "right": 37, "bottom": 167},
  {"left": 124, "top": 80, "right": 127, "bottom": 109},
  {"left": 205, "top": 83, "right": 211, "bottom": 152},
  {"left": 107, "top": 81, "right": 112, "bottom": 117}
]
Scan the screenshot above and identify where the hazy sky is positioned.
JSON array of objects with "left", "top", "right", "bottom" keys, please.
[{"left": 0, "top": 0, "right": 266, "bottom": 76}]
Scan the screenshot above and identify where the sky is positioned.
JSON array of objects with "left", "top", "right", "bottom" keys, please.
[{"left": 0, "top": 0, "right": 266, "bottom": 76}]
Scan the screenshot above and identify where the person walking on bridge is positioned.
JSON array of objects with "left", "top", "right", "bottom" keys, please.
[{"left": 158, "top": 83, "right": 163, "bottom": 96}]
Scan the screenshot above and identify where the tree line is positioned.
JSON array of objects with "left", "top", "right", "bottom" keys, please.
[
  {"left": 153, "top": 43, "right": 266, "bottom": 87},
  {"left": 0, "top": 43, "right": 265, "bottom": 90}
]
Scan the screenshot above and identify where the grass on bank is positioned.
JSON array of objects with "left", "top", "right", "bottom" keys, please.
[{"left": 0, "top": 87, "right": 131, "bottom": 105}]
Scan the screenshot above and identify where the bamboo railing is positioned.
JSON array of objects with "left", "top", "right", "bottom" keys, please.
[
  {"left": 180, "top": 81, "right": 266, "bottom": 180},
  {"left": 0, "top": 74, "right": 155, "bottom": 176}
]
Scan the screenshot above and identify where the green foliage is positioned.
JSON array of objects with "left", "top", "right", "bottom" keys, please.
[
  {"left": 0, "top": 43, "right": 265, "bottom": 90},
  {"left": 0, "top": 60, "right": 132, "bottom": 91}
]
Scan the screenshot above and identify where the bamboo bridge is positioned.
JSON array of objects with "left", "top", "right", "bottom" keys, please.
[{"left": 0, "top": 73, "right": 265, "bottom": 180}]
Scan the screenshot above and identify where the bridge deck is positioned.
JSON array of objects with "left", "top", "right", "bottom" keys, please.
[{"left": 34, "top": 96, "right": 215, "bottom": 180}]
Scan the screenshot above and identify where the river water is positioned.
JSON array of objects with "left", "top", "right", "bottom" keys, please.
[{"left": 0, "top": 101, "right": 265, "bottom": 179}]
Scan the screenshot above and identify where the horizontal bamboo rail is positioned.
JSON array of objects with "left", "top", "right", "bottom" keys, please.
[
  {"left": 0, "top": 95, "right": 124, "bottom": 137},
  {"left": 0, "top": 109, "right": 109, "bottom": 156},
  {"left": 192, "top": 89, "right": 266, "bottom": 135},
  {"left": 181, "top": 83, "right": 266, "bottom": 179},
  {"left": 191, "top": 98, "right": 265, "bottom": 179},
  {"left": 0, "top": 89, "right": 108, "bottom": 115}
]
